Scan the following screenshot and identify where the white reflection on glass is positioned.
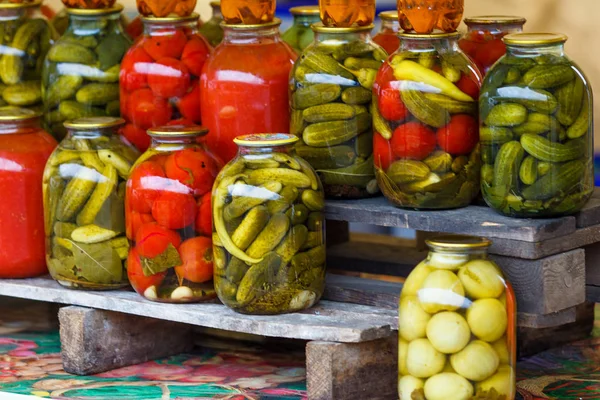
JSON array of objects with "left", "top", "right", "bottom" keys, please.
[
  {"left": 229, "top": 183, "right": 280, "bottom": 201},
  {"left": 0, "top": 157, "right": 22, "bottom": 172},
  {"left": 216, "top": 70, "right": 265, "bottom": 85}
]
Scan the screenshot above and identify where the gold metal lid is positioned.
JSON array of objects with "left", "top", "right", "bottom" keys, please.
[
  {"left": 64, "top": 117, "right": 125, "bottom": 130},
  {"left": 503, "top": 32, "right": 568, "bottom": 46},
  {"left": 234, "top": 133, "right": 299, "bottom": 147},
  {"left": 464, "top": 16, "right": 526, "bottom": 25},
  {"left": 398, "top": 31, "right": 461, "bottom": 39},
  {"left": 378, "top": 10, "right": 398, "bottom": 21},
  {"left": 221, "top": 18, "right": 281, "bottom": 30},
  {"left": 289, "top": 5, "right": 320, "bottom": 16},
  {"left": 141, "top": 13, "right": 200, "bottom": 24},
  {"left": 66, "top": 3, "right": 124, "bottom": 15},
  {"left": 311, "top": 22, "right": 375, "bottom": 34},
  {"left": 209, "top": 1, "right": 220, "bottom": 7},
  {"left": 426, "top": 235, "right": 492, "bottom": 250},
  {"left": 147, "top": 125, "right": 209, "bottom": 137},
  {"left": 0, "top": 107, "right": 41, "bottom": 121},
  {"left": 0, "top": 0, "right": 41, "bottom": 9}
]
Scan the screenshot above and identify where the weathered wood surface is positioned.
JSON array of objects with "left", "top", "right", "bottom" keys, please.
[
  {"left": 585, "top": 242, "right": 600, "bottom": 286},
  {"left": 0, "top": 296, "right": 59, "bottom": 334},
  {"left": 59, "top": 306, "right": 193, "bottom": 375},
  {"left": 306, "top": 336, "right": 397, "bottom": 400},
  {"left": 0, "top": 276, "right": 396, "bottom": 343},
  {"left": 576, "top": 188, "right": 600, "bottom": 228},
  {"left": 517, "top": 307, "right": 577, "bottom": 329}
]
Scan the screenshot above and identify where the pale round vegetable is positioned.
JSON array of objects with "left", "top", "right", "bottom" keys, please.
[
  {"left": 426, "top": 311, "right": 471, "bottom": 354},
  {"left": 289, "top": 290, "right": 316, "bottom": 311},
  {"left": 458, "top": 259, "right": 505, "bottom": 299},
  {"left": 419, "top": 270, "right": 465, "bottom": 314},
  {"left": 492, "top": 337, "right": 510, "bottom": 365},
  {"left": 428, "top": 252, "right": 470, "bottom": 270},
  {"left": 144, "top": 285, "right": 158, "bottom": 300},
  {"left": 399, "top": 338, "right": 409, "bottom": 375},
  {"left": 450, "top": 340, "right": 499, "bottom": 382},
  {"left": 406, "top": 338, "right": 446, "bottom": 378},
  {"left": 398, "top": 375, "right": 424, "bottom": 400},
  {"left": 466, "top": 298, "right": 508, "bottom": 342},
  {"left": 476, "top": 365, "right": 515, "bottom": 398},
  {"left": 399, "top": 295, "right": 431, "bottom": 341},
  {"left": 171, "top": 286, "right": 194, "bottom": 300},
  {"left": 424, "top": 373, "right": 473, "bottom": 400},
  {"left": 402, "top": 260, "right": 433, "bottom": 298}
]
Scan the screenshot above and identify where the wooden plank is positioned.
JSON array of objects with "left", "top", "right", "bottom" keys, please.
[
  {"left": 517, "top": 307, "right": 577, "bottom": 329},
  {"left": 306, "top": 336, "right": 397, "bottom": 400},
  {"left": 575, "top": 187, "right": 600, "bottom": 228},
  {"left": 324, "top": 197, "right": 576, "bottom": 242},
  {"left": 0, "top": 276, "right": 395, "bottom": 343},
  {"left": 585, "top": 242, "right": 600, "bottom": 286},
  {"left": 59, "top": 306, "right": 193, "bottom": 375},
  {"left": 323, "top": 274, "right": 402, "bottom": 309},
  {"left": 0, "top": 297, "right": 59, "bottom": 334}
]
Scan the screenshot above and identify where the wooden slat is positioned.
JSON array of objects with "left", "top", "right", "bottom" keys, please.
[
  {"left": 0, "top": 276, "right": 395, "bottom": 343},
  {"left": 576, "top": 187, "right": 600, "bottom": 228},
  {"left": 517, "top": 307, "right": 577, "bottom": 329},
  {"left": 584, "top": 242, "right": 600, "bottom": 286}
]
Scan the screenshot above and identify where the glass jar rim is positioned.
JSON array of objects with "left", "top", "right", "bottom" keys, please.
[
  {"left": 234, "top": 133, "right": 299, "bottom": 147},
  {"left": 147, "top": 124, "right": 208, "bottom": 138},
  {"left": 221, "top": 18, "right": 282, "bottom": 30},
  {"left": 311, "top": 22, "right": 375, "bottom": 34},
  {"left": 64, "top": 116, "right": 125, "bottom": 130},
  {"left": 141, "top": 13, "right": 199, "bottom": 24},
  {"left": 378, "top": 11, "right": 398, "bottom": 21},
  {"left": 397, "top": 31, "right": 461, "bottom": 40},
  {"left": 464, "top": 16, "right": 526, "bottom": 25},
  {"left": 66, "top": 4, "right": 124, "bottom": 16},
  {"left": 426, "top": 235, "right": 492, "bottom": 250},
  {"left": 0, "top": 0, "right": 41, "bottom": 10},
  {"left": 0, "top": 107, "right": 41, "bottom": 122},
  {"left": 503, "top": 32, "right": 567, "bottom": 47},
  {"left": 289, "top": 5, "right": 319, "bottom": 16}
]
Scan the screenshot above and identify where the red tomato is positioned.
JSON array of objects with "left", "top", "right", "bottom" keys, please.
[
  {"left": 474, "top": 39, "right": 506, "bottom": 71},
  {"left": 126, "top": 210, "right": 154, "bottom": 240},
  {"left": 164, "top": 148, "right": 218, "bottom": 195},
  {"left": 390, "top": 122, "right": 437, "bottom": 160},
  {"left": 143, "top": 29, "right": 187, "bottom": 61},
  {"left": 129, "top": 88, "right": 173, "bottom": 130},
  {"left": 378, "top": 84, "right": 410, "bottom": 121},
  {"left": 135, "top": 222, "right": 182, "bottom": 259},
  {"left": 373, "top": 133, "right": 393, "bottom": 171},
  {"left": 456, "top": 74, "right": 480, "bottom": 100},
  {"left": 147, "top": 57, "right": 191, "bottom": 99},
  {"left": 121, "top": 123, "right": 150, "bottom": 152},
  {"left": 436, "top": 114, "right": 479, "bottom": 156},
  {"left": 176, "top": 81, "right": 202, "bottom": 123},
  {"left": 167, "top": 118, "right": 195, "bottom": 126},
  {"left": 374, "top": 63, "right": 395, "bottom": 91},
  {"left": 128, "top": 161, "right": 166, "bottom": 213},
  {"left": 458, "top": 38, "right": 479, "bottom": 58},
  {"left": 174, "top": 236, "right": 213, "bottom": 283},
  {"left": 151, "top": 191, "right": 197, "bottom": 230},
  {"left": 182, "top": 36, "right": 211, "bottom": 76},
  {"left": 195, "top": 192, "right": 212, "bottom": 236},
  {"left": 120, "top": 46, "right": 154, "bottom": 91},
  {"left": 372, "top": 33, "right": 399, "bottom": 55},
  {"left": 126, "top": 16, "right": 144, "bottom": 39},
  {"left": 127, "top": 248, "right": 167, "bottom": 293},
  {"left": 120, "top": 90, "right": 129, "bottom": 118}
]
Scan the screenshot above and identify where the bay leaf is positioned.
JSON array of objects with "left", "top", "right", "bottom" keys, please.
[
  {"left": 68, "top": 240, "right": 123, "bottom": 284},
  {"left": 47, "top": 256, "right": 78, "bottom": 280},
  {"left": 317, "top": 155, "right": 374, "bottom": 187},
  {"left": 140, "top": 243, "right": 182, "bottom": 277},
  {"left": 93, "top": 191, "right": 125, "bottom": 233}
]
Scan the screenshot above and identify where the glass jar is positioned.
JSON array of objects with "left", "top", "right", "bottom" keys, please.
[
  {"left": 43, "top": 117, "right": 139, "bottom": 290},
  {"left": 200, "top": 19, "right": 296, "bottom": 163},
  {"left": 213, "top": 133, "right": 325, "bottom": 315},
  {"left": 397, "top": 0, "right": 463, "bottom": 34},
  {"left": 319, "top": 0, "right": 375, "bottom": 28},
  {"left": 373, "top": 10, "right": 400, "bottom": 54},
  {"left": 136, "top": 0, "right": 196, "bottom": 18},
  {"left": 281, "top": 6, "right": 320, "bottom": 54},
  {"left": 42, "top": 5, "right": 131, "bottom": 141},
  {"left": 459, "top": 16, "right": 526, "bottom": 75},
  {"left": 0, "top": 1, "right": 56, "bottom": 112},
  {"left": 199, "top": 1, "right": 224, "bottom": 47},
  {"left": 0, "top": 109, "right": 56, "bottom": 278},
  {"left": 221, "top": 0, "right": 274, "bottom": 24},
  {"left": 61, "top": 0, "right": 116, "bottom": 8},
  {"left": 126, "top": 125, "right": 221, "bottom": 303},
  {"left": 480, "top": 33, "right": 593, "bottom": 218},
  {"left": 398, "top": 235, "right": 516, "bottom": 400},
  {"left": 290, "top": 24, "right": 385, "bottom": 199},
  {"left": 373, "top": 32, "right": 481, "bottom": 209},
  {"left": 120, "top": 14, "right": 212, "bottom": 152}
]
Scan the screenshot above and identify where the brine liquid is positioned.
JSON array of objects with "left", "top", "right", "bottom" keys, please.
[
  {"left": 397, "top": 0, "right": 463, "bottom": 33},
  {"left": 319, "top": 0, "right": 375, "bottom": 27},
  {"left": 221, "top": 0, "right": 275, "bottom": 24}
]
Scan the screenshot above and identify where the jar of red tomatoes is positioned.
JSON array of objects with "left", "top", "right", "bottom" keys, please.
[
  {"left": 373, "top": 11, "right": 400, "bottom": 54},
  {"left": 0, "top": 109, "right": 56, "bottom": 278},
  {"left": 126, "top": 125, "right": 221, "bottom": 303},
  {"left": 200, "top": 19, "right": 296, "bottom": 163},
  {"left": 459, "top": 16, "right": 526, "bottom": 75},
  {"left": 120, "top": 14, "right": 212, "bottom": 153},
  {"left": 373, "top": 32, "right": 481, "bottom": 209}
]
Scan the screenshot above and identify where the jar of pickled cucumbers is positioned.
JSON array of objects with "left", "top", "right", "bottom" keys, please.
[
  {"left": 126, "top": 125, "right": 221, "bottom": 303},
  {"left": 43, "top": 117, "right": 139, "bottom": 290},
  {"left": 397, "top": 0, "right": 463, "bottom": 34},
  {"left": 459, "top": 16, "right": 526, "bottom": 75},
  {"left": 136, "top": 0, "right": 196, "bottom": 18},
  {"left": 221, "top": 0, "right": 274, "bottom": 24},
  {"left": 373, "top": 32, "right": 481, "bottom": 209},
  {"left": 199, "top": 1, "right": 224, "bottom": 47},
  {"left": 399, "top": 235, "right": 516, "bottom": 400},
  {"left": 0, "top": 0, "right": 56, "bottom": 112},
  {"left": 120, "top": 14, "right": 212, "bottom": 152},
  {"left": 319, "top": 0, "right": 374, "bottom": 28},
  {"left": 213, "top": 133, "right": 325, "bottom": 315},
  {"left": 291, "top": 23, "right": 385, "bottom": 199},
  {"left": 281, "top": 6, "right": 320, "bottom": 54},
  {"left": 373, "top": 11, "right": 400, "bottom": 54},
  {"left": 42, "top": 4, "right": 131, "bottom": 141},
  {"left": 480, "top": 33, "right": 593, "bottom": 218},
  {"left": 0, "top": 109, "right": 56, "bottom": 278}
]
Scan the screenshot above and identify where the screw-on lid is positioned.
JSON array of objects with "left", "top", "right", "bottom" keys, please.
[
  {"left": 64, "top": 116, "right": 125, "bottom": 130},
  {"left": 0, "top": 107, "right": 41, "bottom": 121},
  {"left": 503, "top": 32, "right": 568, "bottom": 47},
  {"left": 426, "top": 235, "right": 492, "bottom": 250},
  {"left": 290, "top": 5, "right": 319, "bottom": 16},
  {"left": 0, "top": 0, "right": 41, "bottom": 9},
  {"left": 234, "top": 133, "right": 299, "bottom": 147},
  {"left": 464, "top": 16, "right": 526, "bottom": 25},
  {"left": 66, "top": 3, "right": 124, "bottom": 15},
  {"left": 397, "top": 31, "right": 461, "bottom": 40},
  {"left": 311, "top": 22, "right": 375, "bottom": 33},
  {"left": 141, "top": 13, "right": 199, "bottom": 24},
  {"left": 378, "top": 11, "right": 398, "bottom": 21},
  {"left": 147, "top": 124, "right": 209, "bottom": 137}
]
